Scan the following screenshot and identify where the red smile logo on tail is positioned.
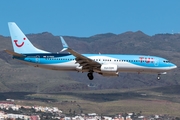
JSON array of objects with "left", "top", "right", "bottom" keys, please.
[{"left": 14, "top": 38, "right": 26, "bottom": 47}]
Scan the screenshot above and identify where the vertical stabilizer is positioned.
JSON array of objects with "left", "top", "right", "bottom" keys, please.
[{"left": 8, "top": 22, "right": 49, "bottom": 54}]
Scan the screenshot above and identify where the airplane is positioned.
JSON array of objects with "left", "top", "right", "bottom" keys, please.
[{"left": 5, "top": 22, "right": 177, "bottom": 80}]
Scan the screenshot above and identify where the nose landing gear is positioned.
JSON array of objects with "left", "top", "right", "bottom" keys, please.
[{"left": 157, "top": 74, "right": 161, "bottom": 80}]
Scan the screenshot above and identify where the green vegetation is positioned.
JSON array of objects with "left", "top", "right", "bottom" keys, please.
[
  {"left": 1, "top": 86, "right": 180, "bottom": 117},
  {"left": 29, "top": 87, "right": 180, "bottom": 116}
]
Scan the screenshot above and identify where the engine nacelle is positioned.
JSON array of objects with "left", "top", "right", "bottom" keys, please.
[
  {"left": 100, "top": 64, "right": 118, "bottom": 72},
  {"left": 76, "top": 66, "right": 82, "bottom": 71},
  {"left": 76, "top": 66, "right": 89, "bottom": 72}
]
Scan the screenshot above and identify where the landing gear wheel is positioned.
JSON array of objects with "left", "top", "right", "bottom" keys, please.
[
  {"left": 157, "top": 74, "right": 161, "bottom": 80},
  {"left": 87, "top": 73, "right": 94, "bottom": 80}
]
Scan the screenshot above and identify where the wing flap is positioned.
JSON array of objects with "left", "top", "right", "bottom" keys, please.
[{"left": 67, "top": 48, "right": 101, "bottom": 67}]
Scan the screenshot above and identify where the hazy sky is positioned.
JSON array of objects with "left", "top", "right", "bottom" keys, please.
[{"left": 1, "top": 0, "right": 180, "bottom": 37}]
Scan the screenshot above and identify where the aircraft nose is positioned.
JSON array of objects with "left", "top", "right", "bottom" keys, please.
[
  {"left": 173, "top": 65, "right": 177, "bottom": 69},
  {"left": 171, "top": 64, "right": 177, "bottom": 69}
]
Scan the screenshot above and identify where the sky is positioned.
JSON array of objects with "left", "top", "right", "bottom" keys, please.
[{"left": 1, "top": 0, "right": 180, "bottom": 37}]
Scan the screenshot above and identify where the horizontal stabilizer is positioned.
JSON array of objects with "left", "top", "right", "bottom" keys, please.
[{"left": 4, "top": 49, "right": 25, "bottom": 57}]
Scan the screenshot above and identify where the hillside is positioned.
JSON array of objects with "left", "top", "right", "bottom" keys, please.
[{"left": 0, "top": 31, "right": 180, "bottom": 92}]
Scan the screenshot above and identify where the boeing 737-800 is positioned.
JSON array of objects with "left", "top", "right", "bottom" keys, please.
[{"left": 5, "top": 22, "right": 177, "bottom": 80}]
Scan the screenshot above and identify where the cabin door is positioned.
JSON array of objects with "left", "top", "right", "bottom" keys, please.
[
  {"left": 154, "top": 58, "right": 159, "bottom": 66},
  {"left": 36, "top": 55, "right": 40, "bottom": 63}
]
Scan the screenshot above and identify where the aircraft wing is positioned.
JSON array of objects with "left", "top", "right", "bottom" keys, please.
[
  {"left": 60, "top": 37, "right": 101, "bottom": 70},
  {"left": 67, "top": 48, "right": 101, "bottom": 68}
]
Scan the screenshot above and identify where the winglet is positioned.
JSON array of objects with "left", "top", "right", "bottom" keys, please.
[{"left": 60, "top": 36, "right": 69, "bottom": 52}]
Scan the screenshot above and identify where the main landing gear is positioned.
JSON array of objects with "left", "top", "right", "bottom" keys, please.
[
  {"left": 157, "top": 74, "right": 161, "bottom": 80},
  {"left": 87, "top": 72, "right": 94, "bottom": 80}
]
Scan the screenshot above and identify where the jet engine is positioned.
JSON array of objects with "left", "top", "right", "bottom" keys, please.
[
  {"left": 99, "top": 64, "right": 119, "bottom": 76},
  {"left": 101, "top": 64, "right": 117, "bottom": 72}
]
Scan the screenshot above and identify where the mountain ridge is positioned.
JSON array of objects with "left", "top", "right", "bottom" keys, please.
[{"left": 0, "top": 31, "right": 179, "bottom": 92}]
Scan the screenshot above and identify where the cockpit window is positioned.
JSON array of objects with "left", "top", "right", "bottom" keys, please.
[{"left": 163, "top": 60, "right": 170, "bottom": 63}]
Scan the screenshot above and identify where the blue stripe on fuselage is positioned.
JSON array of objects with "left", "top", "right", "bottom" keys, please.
[{"left": 13, "top": 53, "right": 174, "bottom": 68}]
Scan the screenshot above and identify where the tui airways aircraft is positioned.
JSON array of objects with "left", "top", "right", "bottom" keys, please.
[{"left": 5, "top": 22, "right": 177, "bottom": 80}]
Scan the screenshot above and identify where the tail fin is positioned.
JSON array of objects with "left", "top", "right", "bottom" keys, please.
[{"left": 8, "top": 22, "right": 49, "bottom": 54}]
